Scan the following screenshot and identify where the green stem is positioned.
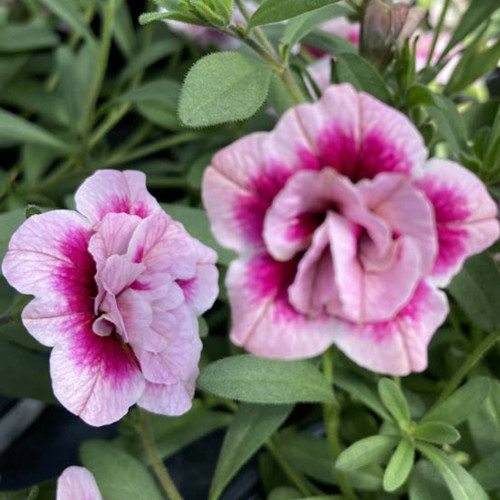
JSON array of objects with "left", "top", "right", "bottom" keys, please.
[
  {"left": 101, "top": 132, "right": 202, "bottom": 168},
  {"left": 265, "top": 440, "right": 321, "bottom": 496},
  {"left": 427, "top": 0, "right": 451, "bottom": 66},
  {"left": 89, "top": 102, "right": 131, "bottom": 149},
  {"left": 81, "top": 0, "right": 116, "bottom": 164},
  {"left": 138, "top": 409, "right": 183, "bottom": 500},
  {"left": 434, "top": 329, "right": 500, "bottom": 406},
  {"left": 322, "top": 349, "right": 358, "bottom": 500}
]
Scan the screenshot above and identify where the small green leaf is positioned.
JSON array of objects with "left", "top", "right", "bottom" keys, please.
[
  {"left": 383, "top": 437, "right": 415, "bottom": 492},
  {"left": 249, "top": 0, "right": 339, "bottom": 28},
  {"left": 161, "top": 203, "right": 236, "bottom": 266},
  {"left": 336, "top": 435, "right": 399, "bottom": 471},
  {"left": 417, "top": 443, "right": 488, "bottom": 500},
  {"left": 0, "top": 20, "right": 59, "bottom": 52},
  {"left": 80, "top": 440, "right": 163, "bottom": 500},
  {"left": 423, "top": 377, "right": 491, "bottom": 427},
  {"left": 198, "top": 355, "right": 335, "bottom": 405},
  {"left": 470, "top": 449, "right": 500, "bottom": 491},
  {"left": 302, "top": 30, "right": 357, "bottom": 56},
  {"left": 414, "top": 422, "right": 460, "bottom": 445},
  {"left": 210, "top": 404, "right": 292, "bottom": 500},
  {"left": 378, "top": 378, "right": 411, "bottom": 425},
  {"left": 179, "top": 52, "right": 272, "bottom": 127},
  {"left": 448, "top": 253, "right": 500, "bottom": 332},
  {"left": 335, "top": 53, "right": 393, "bottom": 103},
  {"left": 0, "top": 108, "right": 70, "bottom": 152}
]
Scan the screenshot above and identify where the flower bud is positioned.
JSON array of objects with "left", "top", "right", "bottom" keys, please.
[{"left": 361, "top": 0, "right": 425, "bottom": 69}]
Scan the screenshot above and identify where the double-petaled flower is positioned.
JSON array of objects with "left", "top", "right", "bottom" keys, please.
[
  {"left": 2, "top": 170, "right": 218, "bottom": 426},
  {"left": 203, "top": 84, "right": 499, "bottom": 375}
]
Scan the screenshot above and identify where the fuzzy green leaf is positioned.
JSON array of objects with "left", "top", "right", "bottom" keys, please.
[
  {"left": 383, "top": 437, "right": 415, "bottom": 492},
  {"left": 336, "top": 435, "right": 399, "bottom": 471},
  {"left": 378, "top": 378, "right": 411, "bottom": 425}
]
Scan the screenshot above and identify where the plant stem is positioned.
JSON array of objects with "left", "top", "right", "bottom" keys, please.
[
  {"left": 427, "top": 0, "right": 451, "bottom": 65},
  {"left": 81, "top": 0, "right": 116, "bottom": 164},
  {"left": 138, "top": 409, "right": 183, "bottom": 500},
  {"left": 265, "top": 440, "right": 321, "bottom": 496},
  {"left": 322, "top": 349, "right": 358, "bottom": 500},
  {"left": 434, "top": 329, "right": 500, "bottom": 406}
]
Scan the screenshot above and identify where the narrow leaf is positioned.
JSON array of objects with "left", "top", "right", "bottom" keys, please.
[
  {"left": 414, "top": 422, "right": 460, "bottom": 445},
  {"left": 210, "top": 404, "right": 292, "bottom": 500},
  {"left": 336, "top": 435, "right": 399, "bottom": 471},
  {"left": 378, "top": 378, "right": 411, "bottom": 424},
  {"left": 418, "top": 443, "right": 488, "bottom": 500},
  {"left": 410, "top": 460, "right": 452, "bottom": 500},
  {"left": 179, "top": 52, "right": 272, "bottom": 127},
  {"left": 197, "top": 355, "right": 335, "bottom": 405},
  {"left": 383, "top": 437, "right": 415, "bottom": 492}
]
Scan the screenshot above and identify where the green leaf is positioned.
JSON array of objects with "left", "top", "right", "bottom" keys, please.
[
  {"left": 378, "top": 378, "right": 411, "bottom": 425},
  {"left": 448, "top": 253, "right": 500, "bottom": 332},
  {"left": 249, "top": 0, "right": 338, "bottom": 28},
  {"left": 441, "top": 1, "right": 500, "bottom": 61},
  {"left": 80, "top": 440, "right": 163, "bottom": 500},
  {"left": 0, "top": 20, "right": 59, "bottom": 52},
  {"left": 276, "top": 432, "right": 383, "bottom": 491},
  {"left": 0, "top": 339, "right": 55, "bottom": 403},
  {"left": 302, "top": 30, "right": 357, "bottom": 56},
  {"left": 423, "top": 377, "right": 491, "bottom": 427},
  {"left": 161, "top": 203, "right": 236, "bottom": 266},
  {"left": 210, "top": 404, "right": 292, "bottom": 500},
  {"left": 334, "top": 368, "right": 391, "bottom": 421},
  {"left": 335, "top": 53, "right": 393, "bottom": 103},
  {"left": 139, "top": 8, "right": 205, "bottom": 27},
  {"left": 336, "top": 435, "right": 399, "bottom": 471},
  {"left": 446, "top": 40, "right": 500, "bottom": 96},
  {"left": 468, "top": 379, "right": 500, "bottom": 456},
  {"left": 0, "top": 108, "right": 70, "bottom": 152},
  {"left": 198, "top": 355, "right": 335, "bottom": 405},
  {"left": 410, "top": 460, "right": 452, "bottom": 500},
  {"left": 113, "top": 0, "right": 137, "bottom": 59},
  {"left": 0, "top": 209, "right": 27, "bottom": 261},
  {"left": 179, "top": 52, "right": 272, "bottom": 127},
  {"left": 414, "top": 422, "right": 460, "bottom": 445},
  {"left": 118, "top": 79, "right": 181, "bottom": 130},
  {"left": 383, "top": 437, "right": 415, "bottom": 492},
  {"left": 39, "top": 0, "right": 95, "bottom": 43},
  {"left": 282, "top": 4, "right": 351, "bottom": 47},
  {"left": 470, "top": 450, "right": 500, "bottom": 491},
  {"left": 417, "top": 443, "right": 488, "bottom": 500}
]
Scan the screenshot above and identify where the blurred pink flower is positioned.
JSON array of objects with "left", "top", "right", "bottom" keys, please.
[
  {"left": 202, "top": 84, "right": 499, "bottom": 375},
  {"left": 57, "top": 467, "right": 102, "bottom": 500},
  {"left": 2, "top": 170, "right": 218, "bottom": 426}
]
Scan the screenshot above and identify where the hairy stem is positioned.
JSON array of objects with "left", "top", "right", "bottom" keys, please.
[{"left": 139, "top": 409, "right": 183, "bottom": 500}]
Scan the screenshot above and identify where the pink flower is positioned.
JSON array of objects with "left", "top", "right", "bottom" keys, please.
[
  {"left": 2, "top": 170, "right": 218, "bottom": 425},
  {"left": 202, "top": 84, "right": 499, "bottom": 375},
  {"left": 57, "top": 467, "right": 102, "bottom": 500}
]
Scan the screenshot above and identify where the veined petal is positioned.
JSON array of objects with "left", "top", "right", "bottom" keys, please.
[
  {"left": 57, "top": 466, "right": 102, "bottom": 500},
  {"left": 50, "top": 315, "right": 145, "bottom": 426},
  {"left": 332, "top": 282, "right": 449, "bottom": 375},
  {"left": 414, "top": 159, "right": 500, "bottom": 287},
  {"left": 227, "top": 254, "right": 336, "bottom": 359},
  {"left": 75, "top": 170, "right": 160, "bottom": 224}
]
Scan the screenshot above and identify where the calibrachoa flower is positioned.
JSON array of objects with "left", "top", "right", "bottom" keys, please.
[
  {"left": 202, "top": 84, "right": 499, "bottom": 375},
  {"left": 57, "top": 467, "right": 102, "bottom": 500},
  {"left": 2, "top": 170, "right": 218, "bottom": 426}
]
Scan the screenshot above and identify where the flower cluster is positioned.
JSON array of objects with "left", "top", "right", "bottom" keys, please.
[
  {"left": 2, "top": 170, "right": 218, "bottom": 426},
  {"left": 203, "top": 84, "right": 499, "bottom": 375}
]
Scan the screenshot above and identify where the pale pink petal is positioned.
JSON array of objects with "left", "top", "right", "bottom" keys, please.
[
  {"left": 227, "top": 254, "right": 336, "bottom": 359},
  {"left": 2, "top": 211, "right": 94, "bottom": 347},
  {"left": 136, "top": 326, "right": 201, "bottom": 385},
  {"left": 413, "top": 159, "right": 500, "bottom": 287},
  {"left": 177, "top": 239, "right": 219, "bottom": 316},
  {"left": 50, "top": 317, "right": 145, "bottom": 426},
  {"left": 57, "top": 466, "right": 102, "bottom": 500},
  {"left": 359, "top": 173, "right": 438, "bottom": 274},
  {"left": 127, "top": 211, "right": 196, "bottom": 281},
  {"left": 332, "top": 282, "right": 449, "bottom": 375},
  {"left": 99, "top": 254, "right": 145, "bottom": 297},
  {"left": 75, "top": 170, "right": 161, "bottom": 224}
]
